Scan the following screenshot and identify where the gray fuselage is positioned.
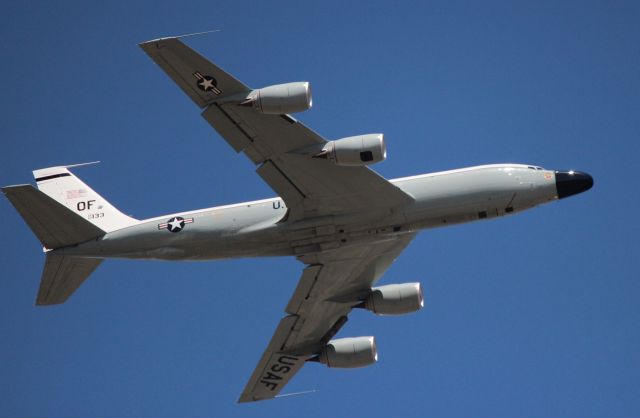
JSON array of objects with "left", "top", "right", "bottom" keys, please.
[{"left": 57, "top": 164, "right": 559, "bottom": 261}]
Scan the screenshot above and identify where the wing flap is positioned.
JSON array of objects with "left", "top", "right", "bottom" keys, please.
[
  {"left": 256, "top": 161, "right": 305, "bottom": 217},
  {"left": 222, "top": 104, "right": 324, "bottom": 160},
  {"left": 201, "top": 104, "right": 254, "bottom": 153},
  {"left": 285, "top": 264, "right": 322, "bottom": 315}
]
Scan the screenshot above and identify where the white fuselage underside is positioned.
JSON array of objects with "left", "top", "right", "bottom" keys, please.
[{"left": 55, "top": 164, "right": 558, "bottom": 261}]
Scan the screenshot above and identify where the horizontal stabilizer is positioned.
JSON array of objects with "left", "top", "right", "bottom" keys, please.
[
  {"left": 3, "top": 185, "right": 105, "bottom": 249},
  {"left": 37, "top": 254, "right": 102, "bottom": 305}
]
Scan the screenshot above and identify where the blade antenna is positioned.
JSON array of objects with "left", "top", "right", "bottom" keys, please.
[
  {"left": 65, "top": 161, "right": 101, "bottom": 169},
  {"left": 142, "top": 29, "right": 222, "bottom": 44},
  {"left": 174, "top": 29, "right": 222, "bottom": 39},
  {"left": 275, "top": 389, "right": 318, "bottom": 399}
]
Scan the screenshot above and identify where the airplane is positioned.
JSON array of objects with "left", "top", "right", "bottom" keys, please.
[{"left": 2, "top": 36, "right": 594, "bottom": 403}]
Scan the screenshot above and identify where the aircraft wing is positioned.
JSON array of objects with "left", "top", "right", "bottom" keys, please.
[
  {"left": 140, "top": 37, "right": 418, "bottom": 402},
  {"left": 139, "top": 38, "right": 413, "bottom": 220},
  {"left": 238, "top": 232, "right": 416, "bottom": 402}
]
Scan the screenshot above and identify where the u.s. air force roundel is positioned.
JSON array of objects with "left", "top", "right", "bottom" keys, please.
[
  {"left": 157, "top": 216, "right": 194, "bottom": 233},
  {"left": 193, "top": 71, "right": 222, "bottom": 95}
]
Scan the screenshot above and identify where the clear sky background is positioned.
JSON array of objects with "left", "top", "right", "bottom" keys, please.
[{"left": 1, "top": 1, "right": 639, "bottom": 417}]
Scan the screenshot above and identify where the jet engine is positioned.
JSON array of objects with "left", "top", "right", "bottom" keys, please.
[
  {"left": 317, "top": 134, "right": 386, "bottom": 166},
  {"left": 362, "top": 283, "right": 424, "bottom": 316},
  {"left": 316, "top": 336, "right": 378, "bottom": 368},
  {"left": 244, "top": 82, "right": 312, "bottom": 114}
]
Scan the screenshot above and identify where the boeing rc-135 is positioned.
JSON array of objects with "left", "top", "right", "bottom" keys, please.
[{"left": 3, "top": 37, "right": 593, "bottom": 402}]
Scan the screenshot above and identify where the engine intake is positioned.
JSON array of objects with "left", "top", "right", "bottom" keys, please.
[
  {"left": 319, "top": 134, "right": 386, "bottom": 166},
  {"left": 317, "top": 336, "right": 377, "bottom": 368},
  {"left": 245, "top": 82, "right": 312, "bottom": 114},
  {"left": 363, "top": 283, "right": 424, "bottom": 316}
]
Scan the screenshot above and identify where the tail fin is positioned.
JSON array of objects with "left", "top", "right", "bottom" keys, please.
[{"left": 33, "top": 162, "right": 137, "bottom": 232}]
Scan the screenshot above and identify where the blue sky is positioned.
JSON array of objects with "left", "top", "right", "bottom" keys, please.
[{"left": 1, "top": 1, "right": 639, "bottom": 416}]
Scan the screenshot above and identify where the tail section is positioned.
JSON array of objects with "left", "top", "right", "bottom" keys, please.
[
  {"left": 3, "top": 162, "right": 137, "bottom": 305},
  {"left": 3, "top": 184, "right": 106, "bottom": 305},
  {"left": 33, "top": 162, "right": 137, "bottom": 232}
]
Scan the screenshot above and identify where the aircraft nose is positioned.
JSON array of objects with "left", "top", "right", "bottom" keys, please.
[{"left": 555, "top": 170, "right": 594, "bottom": 199}]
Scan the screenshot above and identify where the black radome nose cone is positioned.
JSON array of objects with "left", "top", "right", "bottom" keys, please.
[{"left": 555, "top": 170, "right": 594, "bottom": 199}]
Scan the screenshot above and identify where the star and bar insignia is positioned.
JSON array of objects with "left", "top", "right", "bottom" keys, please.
[
  {"left": 158, "top": 216, "right": 194, "bottom": 233},
  {"left": 193, "top": 72, "right": 222, "bottom": 95}
]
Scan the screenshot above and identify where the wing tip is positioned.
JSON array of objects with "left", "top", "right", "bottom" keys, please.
[
  {"left": 237, "top": 394, "right": 263, "bottom": 404},
  {"left": 2, "top": 184, "right": 32, "bottom": 194},
  {"left": 138, "top": 37, "right": 174, "bottom": 48}
]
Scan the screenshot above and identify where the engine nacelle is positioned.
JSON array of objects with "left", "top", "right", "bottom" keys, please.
[
  {"left": 364, "top": 283, "right": 424, "bottom": 316},
  {"left": 317, "top": 336, "right": 378, "bottom": 368},
  {"left": 320, "top": 134, "right": 386, "bottom": 166},
  {"left": 247, "top": 82, "right": 312, "bottom": 114}
]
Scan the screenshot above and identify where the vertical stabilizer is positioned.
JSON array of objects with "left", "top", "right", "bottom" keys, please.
[{"left": 33, "top": 163, "right": 137, "bottom": 232}]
